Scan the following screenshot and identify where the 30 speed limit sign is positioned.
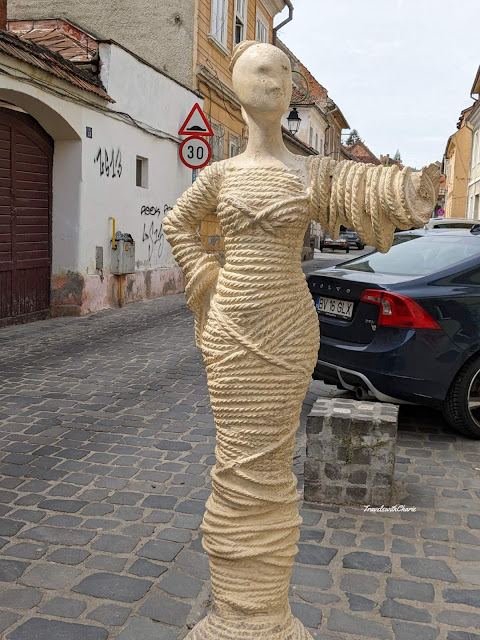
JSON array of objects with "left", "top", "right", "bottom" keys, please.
[{"left": 179, "top": 136, "right": 212, "bottom": 169}]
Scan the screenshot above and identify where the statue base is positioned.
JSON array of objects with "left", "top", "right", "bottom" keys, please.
[{"left": 186, "top": 608, "right": 314, "bottom": 640}]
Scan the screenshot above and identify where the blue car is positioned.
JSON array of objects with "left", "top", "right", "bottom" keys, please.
[{"left": 307, "top": 228, "right": 480, "bottom": 438}]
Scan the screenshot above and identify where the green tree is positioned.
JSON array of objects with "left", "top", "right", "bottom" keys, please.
[{"left": 345, "top": 129, "right": 362, "bottom": 146}]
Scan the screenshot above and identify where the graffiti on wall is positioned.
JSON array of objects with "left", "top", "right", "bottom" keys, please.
[
  {"left": 94, "top": 148, "right": 123, "bottom": 178},
  {"left": 141, "top": 204, "right": 172, "bottom": 264}
]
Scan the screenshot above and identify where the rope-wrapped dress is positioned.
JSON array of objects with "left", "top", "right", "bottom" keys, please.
[{"left": 162, "top": 156, "right": 439, "bottom": 638}]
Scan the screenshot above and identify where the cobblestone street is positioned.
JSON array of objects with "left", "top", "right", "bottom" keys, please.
[{"left": 0, "top": 293, "right": 480, "bottom": 640}]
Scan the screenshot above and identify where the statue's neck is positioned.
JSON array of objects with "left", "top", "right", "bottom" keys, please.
[{"left": 244, "top": 119, "right": 289, "bottom": 164}]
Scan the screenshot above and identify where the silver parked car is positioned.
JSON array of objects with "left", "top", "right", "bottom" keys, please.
[{"left": 425, "top": 217, "right": 476, "bottom": 230}]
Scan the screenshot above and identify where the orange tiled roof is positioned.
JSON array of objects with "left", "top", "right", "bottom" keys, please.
[
  {"left": 8, "top": 19, "right": 97, "bottom": 64},
  {"left": 345, "top": 140, "right": 381, "bottom": 165},
  {"left": 292, "top": 66, "right": 328, "bottom": 107},
  {"left": 292, "top": 86, "right": 311, "bottom": 103},
  {"left": 0, "top": 26, "right": 112, "bottom": 102},
  {"left": 279, "top": 39, "right": 349, "bottom": 129}
]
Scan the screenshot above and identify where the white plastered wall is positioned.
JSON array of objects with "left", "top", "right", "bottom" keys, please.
[
  {"left": 467, "top": 107, "right": 480, "bottom": 220},
  {"left": 80, "top": 43, "right": 199, "bottom": 276},
  {"left": 0, "top": 44, "right": 201, "bottom": 313}
]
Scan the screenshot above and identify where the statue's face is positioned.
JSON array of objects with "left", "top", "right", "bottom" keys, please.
[{"left": 232, "top": 44, "right": 292, "bottom": 122}]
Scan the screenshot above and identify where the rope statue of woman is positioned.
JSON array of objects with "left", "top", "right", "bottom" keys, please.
[{"left": 163, "top": 41, "right": 439, "bottom": 640}]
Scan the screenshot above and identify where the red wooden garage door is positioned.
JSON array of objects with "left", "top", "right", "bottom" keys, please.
[{"left": 0, "top": 111, "right": 53, "bottom": 327}]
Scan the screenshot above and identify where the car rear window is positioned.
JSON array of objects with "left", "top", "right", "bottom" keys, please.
[
  {"left": 342, "top": 235, "right": 480, "bottom": 276},
  {"left": 431, "top": 222, "right": 473, "bottom": 229}
]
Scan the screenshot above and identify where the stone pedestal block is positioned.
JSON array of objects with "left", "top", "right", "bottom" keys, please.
[{"left": 305, "top": 398, "right": 398, "bottom": 507}]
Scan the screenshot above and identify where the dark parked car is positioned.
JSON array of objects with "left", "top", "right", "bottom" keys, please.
[
  {"left": 345, "top": 228, "right": 365, "bottom": 250},
  {"left": 320, "top": 232, "right": 350, "bottom": 253},
  {"left": 307, "top": 229, "right": 480, "bottom": 438}
]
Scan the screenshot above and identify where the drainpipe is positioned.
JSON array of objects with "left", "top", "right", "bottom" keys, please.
[
  {"left": 273, "top": 0, "right": 293, "bottom": 45},
  {"left": 108, "top": 216, "right": 123, "bottom": 307},
  {"left": 324, "top": 106, "right": 340, "bottom": 159}
]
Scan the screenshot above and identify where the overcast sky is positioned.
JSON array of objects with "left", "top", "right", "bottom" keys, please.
[{"left": 277, "top": 0, "right": 479, "bottom": 168}]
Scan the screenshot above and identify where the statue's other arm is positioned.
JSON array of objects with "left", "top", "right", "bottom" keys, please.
[
  {"left": 309, "top": 157, "right": 440, "bottom": 253},
  {"left": 163, "top": 162, "right": 222, "bottom": 346}
]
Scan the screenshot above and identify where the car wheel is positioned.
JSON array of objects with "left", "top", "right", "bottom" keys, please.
[
  {"left": 357, "top": 243, "right": 364, "bottom": 250},
  {"left": 443, "top": 355, "right": 480, "bottom": 438}
]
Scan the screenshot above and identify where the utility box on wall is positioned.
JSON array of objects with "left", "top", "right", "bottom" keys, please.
[{"left": 111, "top": 232, "right": 135, "bottom": 275}]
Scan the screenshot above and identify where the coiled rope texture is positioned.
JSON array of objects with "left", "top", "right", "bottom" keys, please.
[{"left": 162, "top": 157, "right": 439, "bottom": 639}]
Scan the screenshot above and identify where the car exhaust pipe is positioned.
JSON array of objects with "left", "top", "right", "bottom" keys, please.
[{"left": 355, "top": 386, "right": 373, "bottom": 401}]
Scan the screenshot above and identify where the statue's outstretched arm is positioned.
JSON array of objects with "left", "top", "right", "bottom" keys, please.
[
  {"left": 163, "top": 162, "right": 222, "bottom": 346},
  {"left": 310, "top": 158, "right": 440, "bottom": 253}
]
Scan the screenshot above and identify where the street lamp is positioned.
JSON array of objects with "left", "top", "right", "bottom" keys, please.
[{"left": 287, "top": 107, "right": 301, "bottom": 135}]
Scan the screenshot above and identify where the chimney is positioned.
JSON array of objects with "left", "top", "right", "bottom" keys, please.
[{"left": 0, "top": 0, "right": 7, "bottom": 30}]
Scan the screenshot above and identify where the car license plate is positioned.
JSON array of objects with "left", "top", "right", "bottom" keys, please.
[{"left": 316, "top": 296, "right": 353, "bottom": 319}]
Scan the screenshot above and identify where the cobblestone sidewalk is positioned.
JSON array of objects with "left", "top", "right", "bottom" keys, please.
[{"left": 0, "top": 294, "right": 479, "bottom": 640}]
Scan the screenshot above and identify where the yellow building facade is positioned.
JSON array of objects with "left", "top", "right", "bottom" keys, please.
[
  {"left": 444, "top": 106, "right": 474, "bottom": 219},
  {"left": 194, "top": 0, "right": 291, "bottom": 256}
]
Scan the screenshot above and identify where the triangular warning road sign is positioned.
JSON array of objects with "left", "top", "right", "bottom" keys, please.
[{"left": 179, "top": 103, "right": 214, "bottom": 137}]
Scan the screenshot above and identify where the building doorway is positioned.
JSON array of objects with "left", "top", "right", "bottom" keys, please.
[{"left": 0, "top": 109, "right": 53, "bottom": 327}]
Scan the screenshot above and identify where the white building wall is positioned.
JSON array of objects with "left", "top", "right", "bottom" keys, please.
[
  {"left": 0, "top": 43, "right": 201, "bottom": 315},
  {"left": 52, "top": 140, "right": 83, "bottom": 274},
  {"left": 282, "top": 105, "right": 328, "bottom": 155},
  {"left": 79, "top": 43, "right": 198, "bottom": 277},
  {"left": 76, "top": 109, "right": 191, "bottom": 314},
  {"left": 99, "top": 44, "right": 197, "bottom": 139},
  {"left": 467, "top": 106, "right": 480, "bottom": 220}
]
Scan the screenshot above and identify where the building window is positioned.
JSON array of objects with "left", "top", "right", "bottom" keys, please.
[
  {"left": 211, "top": 122, "right": 225, "bottom": 162},
  {"left": 234, "top": 0, "right": 247, "bottom": 45},
  {"left": 475, "top": 194, "right": 480, "bottom": 219},
  {"left": 315, "top": 132, "right": 319, "bottom": 152},
  {"left": 473, "top": 130, "right": 480, "bottom": 167},
  {"left": 211, "top": 0, "right": 228, "bottom": 47},
  {"left": 229, "top": 133, "right": 241, "bottom": 157},
  {"left": 255, "top": 9, "right": 269, "bottom": 43},
  {"left": 136, "top": 156, "right": 148, "bottom": 188},
  {"left": 319, "top": 138, "right": 323, "bottom": 155},
  {"left": 309, "top": 126, "right": 314, "bottom": 147}
]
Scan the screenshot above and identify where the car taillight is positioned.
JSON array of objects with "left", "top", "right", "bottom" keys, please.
[{"left": 360, "top": 289, "right": 440, "bottom": 329}]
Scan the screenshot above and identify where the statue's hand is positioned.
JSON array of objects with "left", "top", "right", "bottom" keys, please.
[{"left": 405, "top": 163, "right": 441, "bottom": 226}]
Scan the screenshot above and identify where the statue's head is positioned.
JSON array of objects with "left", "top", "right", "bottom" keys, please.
[{"left": 230, "top": 41, "right": 292, "bottom": 123}]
